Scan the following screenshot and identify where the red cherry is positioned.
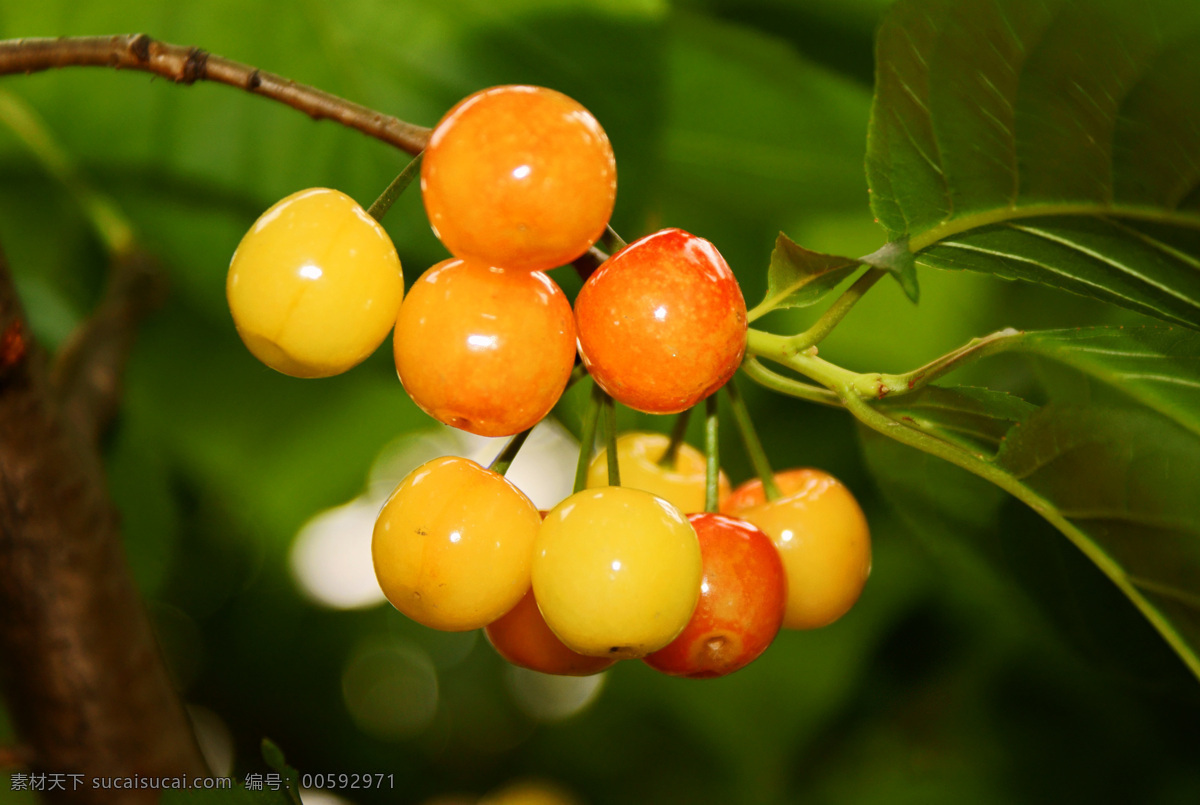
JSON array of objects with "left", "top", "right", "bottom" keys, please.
[
  {"left": 574, "top": 228, "right": 747, "bottom": 414},
  {"left": 643, "top": 513, "right": 786, "bottom": 678}
]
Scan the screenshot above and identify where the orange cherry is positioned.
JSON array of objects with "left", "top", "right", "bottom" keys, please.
[
  {"left": 422, "top": 85, "right": 617, "bottom": 272},
  {"left": 722, "top": 469, "right": 871, "bottom": 630},
  {"left": 574, "top": 228, "right": 747, "bottom": 414},
  {"left": 393, "top": 258, "right": 576, "bottom": 437}
]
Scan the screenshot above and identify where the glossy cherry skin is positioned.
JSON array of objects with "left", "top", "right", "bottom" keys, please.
[
  {"left": 644, "top": 513, "right": 786, "bottom": 678},
  {"left": 722, "top": 469, "right": 871, "bottom": 630},
  {"left": 586, "top": 431, "right": 730, "bottom": 513},
  {"left": 422, "top": 85, "right": 617, "bottom": 272},
  {"left": 574, "top": 228, "right": 747, "bottom": 414},
  {"left": 486, "top": 588, "right": 617, "bottom": 676},
  {"left": 394, "top": 258, "right": 576, "bottom": 437},
  {"left": 372, "top": 456, "right": 542, "bottom": 631},
  {"left": 227, "top": 188, "right": 404, "bottom": 378},
  {"left": 533, "top": 487, "right": 701, "bottom": 658}
]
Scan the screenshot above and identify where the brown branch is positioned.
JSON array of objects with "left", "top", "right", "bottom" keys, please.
[
  {"left": 0, "top": 246, "right": 206, "bottom": 802},
  {"left": 0, "top": 34, "right": 431, "bottom": 155},
  {"left": 51, "top": 249, "right": 166, "bottom": 445}
]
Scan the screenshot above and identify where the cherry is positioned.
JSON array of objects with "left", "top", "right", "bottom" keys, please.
[
  {"left": 532, "top": 487, "right": 701, "bottom": 658},
  {"left": 393, "top": 258, "right": 576, "bottom": 437},
  {"left": 574, "top": 228, "right": 747, "bottom": 414},
  {"left": 226, "top": 188, "right": 404, "bottom": 378},
  {"left": 722, "top": 469, "right": 871, "bottom": 630},
  {"left": 422, "top": 85, "right": 617, "bottom": 272},
  {"left": 644, "top": 513, "right": 786, "bottom": 678},
  {"left": 586, "top": 431, "right": 730, "bottom": 513},
  {"left": 372, "top": 456, "right": 541, "bottom": 631},
  {"left": 485, "top": 588, "right": 616, "bottom": 677}
]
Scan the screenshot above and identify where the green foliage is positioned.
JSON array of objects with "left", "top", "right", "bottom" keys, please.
[
  {"left": 750, "top": 233, "right": 860, "bottom": 319},
  {"left": 867, "top": 0, "right": 1200, "bottom": 326}
]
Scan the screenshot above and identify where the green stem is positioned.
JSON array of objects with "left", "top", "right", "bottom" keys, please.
[
  {"left": 367, "top": 151, "right": 423, "bottom": 221},
  {"left": 747, "top": 325, "right": 1025, "bottom": 402},
  {"left": 724, "top": 378, "right": 780, "bottom": 501},
  {"left": 658, "top": 408, "right": 693, "bottom": 469},
  {"left": 704, "top": 394, "right": 719, "bottom": 514},
  {"left": 600, "top": 225, "right": 627, "bottom": 254},
  {"left": 789, "top": 268, "right": 886, "bottom": 350},
  {"left": 488, "top": 427, "right": 533, "bottom": 476},
  {"left": 572, "top": 381, "right": 605, "bottom": 494},
  {"left": 603, "top": 393, "right": 620, "bottom": 486},
  {"left": 739, "top": 358, "right": 841, "bottom": 407}
]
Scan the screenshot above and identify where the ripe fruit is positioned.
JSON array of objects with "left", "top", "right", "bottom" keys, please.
[
  {"left": 533, "top": 487, "right": 701, "bottom": 658},
  {"left": 644, "top": 513, "right": 786, "bottom": 678},
  {"left": 722, "top": 469, "right": 871, "bottom": 630},
  {"left": 574, "top": 228, "right": 747, "bottom": 414},
  {"left": 226, "top": 187, "right": 404, "bottom": 378},
  {"left": 422, "top": 85, "right": 616, "bottom": 272},
  {"left": 486, "top": 588, "right": 616, "bottom": 677},
  {"left": 393, "top": 258, "right": 576, "bottom": 437},
  {"left": 372, "top": 456, "right": 541, "bottom": 631},
  {"left": 586, "top": 431, "right": 730, "bottom": 513}
]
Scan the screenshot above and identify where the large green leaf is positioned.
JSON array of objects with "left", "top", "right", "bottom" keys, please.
[
  {"left": 855, "top": 323, "right": 1200, "bottom": 675},
  {"left": 1010, "top": 326, "right": 1200, "bottom": 435},
  {"left": 867, "top": 0, "right": 1200, "bottom": 327}
]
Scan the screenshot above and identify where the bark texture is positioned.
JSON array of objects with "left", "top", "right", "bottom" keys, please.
[{"left": 0, "top": 249, "right": 205, "bottom": 803}]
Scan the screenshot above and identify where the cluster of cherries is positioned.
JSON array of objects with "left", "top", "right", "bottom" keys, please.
[{"left": 225, "top": 85, "right": 870, "bottom": 679}]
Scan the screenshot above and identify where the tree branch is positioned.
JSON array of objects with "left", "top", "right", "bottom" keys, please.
[
  {"left": 0, "top": 34, "right": 431, "bottom": 155},
  {"left": 50, "top": 249, "right": 166, "bottom": 445},
  {"left": 0, "top": 246, "right": 205, "bottom": 802}
]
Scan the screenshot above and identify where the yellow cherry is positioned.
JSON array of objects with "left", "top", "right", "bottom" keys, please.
[
  {"left": 226, "top": 188, "right": 404, "bottom": 378},
  {"left": 586, "top": 431, "right": 731, "bottom": 513},
  {"left": 722, "top": 469, "right": 871, "bottom": 630},
  {"left": 373, "top": 456, "right": 541, "bottom": 631},
  {"left": 533, "top": 487, "right": 701, "bottom": 658}
]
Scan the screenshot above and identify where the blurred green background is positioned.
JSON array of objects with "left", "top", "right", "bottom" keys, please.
[{"left": 1, "top": 1, "right": 1198, "bottom": 803}]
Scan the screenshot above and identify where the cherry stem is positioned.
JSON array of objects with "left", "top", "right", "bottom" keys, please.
[
  {"left": 603, "top": 392, "right": 621, "bottom": 486},
  {"left": 704, "top": 394, "right": 720, "bottom": 514},
  {"left": 488, "top": 427, "right": 533, "bottom": 477},
  {"left": 572, "top": 380, "right": 605, "bottom": 494},
  {"left": 600, "top": 225, "right": 627, "bottom": 253},
  {"left": 724, "top": 378, "right": 781, "bottom": 501},
  {"left": 367, "top": 151, "right": 423, "bottom": 222},
  {"left": 658, "top": 407, "right": 692, "bottom": 469}
]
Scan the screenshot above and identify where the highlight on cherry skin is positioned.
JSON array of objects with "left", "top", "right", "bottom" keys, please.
[
  {"left": 586, "top": 431, "right": 731, "bottom": 514},
  {"left": 574, "top": 228, "right": 747, "bottom": 414},
  {"left": 421, "top": 84, "right": 617, "bottom": 272},
  {"left": 372, "top": 456, "right": 542, "bottom": 632},
  {"left": 532, "top": 486, "right": 702, "bottom": 659},
  {"left": 644, "top": 513, "right": 787, "bottom": 679},
  {"left": 722, "top": 468, "right": 871, "bottom": 631},
  {"left": 485, "top": 587, "right": 617, "bottom": 677},
  {"left": 226, "top": 187, "right": 404, "bottom": 378},
  {"left": 393, "top": 257, "right": 576, "bottom": 437}
]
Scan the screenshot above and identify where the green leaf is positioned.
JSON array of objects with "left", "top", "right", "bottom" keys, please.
[
  {"left": 261, "top": 738, "right": 303, "bottom": 805},
  {"left": 855, "top": 388, "right": 1200, "bottom": 681},
  {"left": 866, "top": 0, "right": 1200, "bottom": 327},
  {"left": 749, "top": 232, "right": 860, "bottom": 320},
  {"left": 878, "top": 385, "right": 1037, "bottom": 454},
  {"left": 995, "top": 404, "right": 1200, "bottom": 676},
  {"left": 1011, "top": 326, "right": 1200, "bottom": 436}
]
